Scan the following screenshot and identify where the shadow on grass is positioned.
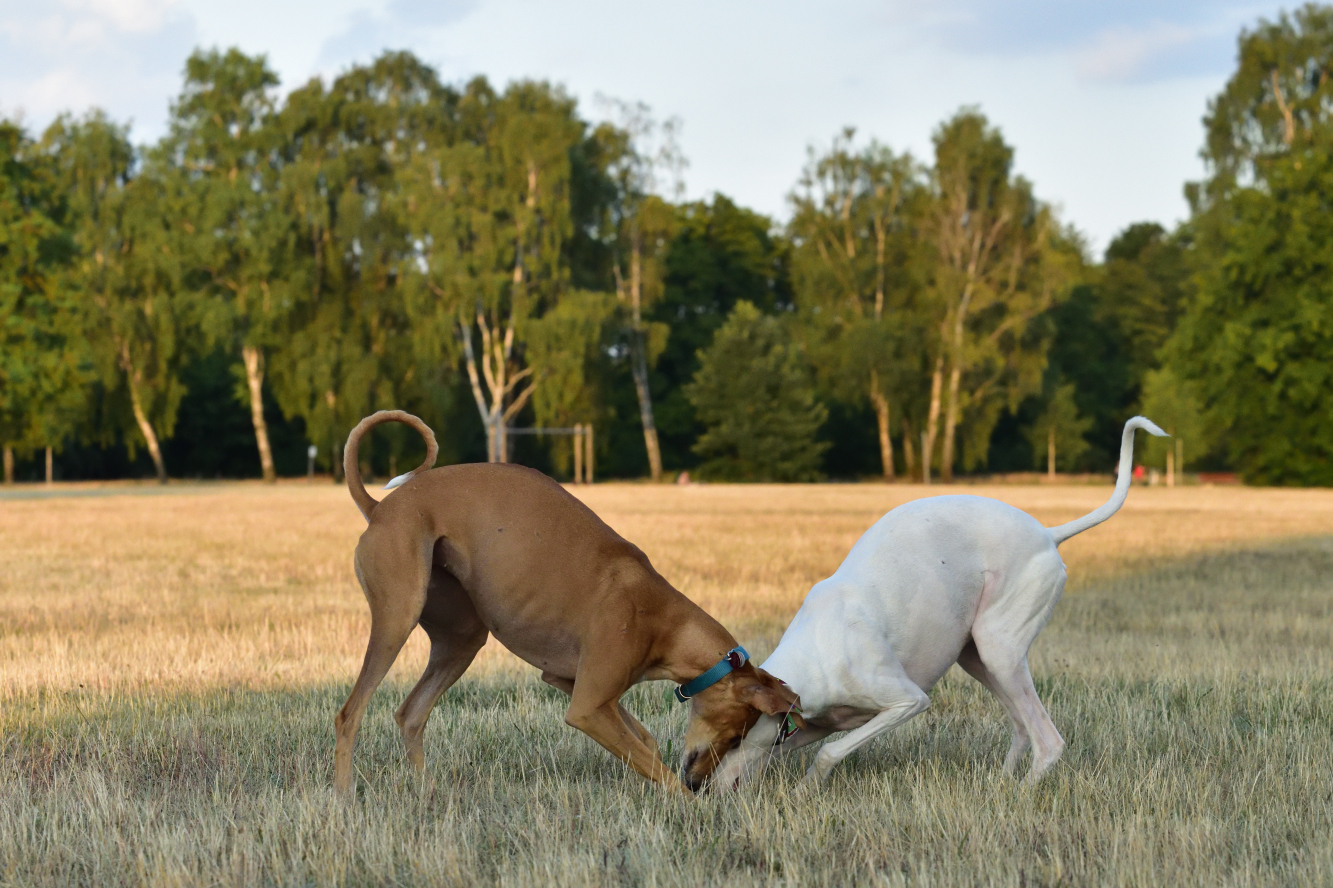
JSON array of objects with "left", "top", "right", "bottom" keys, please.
[{"left": 2, "top": 539, "right": 1332, "bottom": 886}]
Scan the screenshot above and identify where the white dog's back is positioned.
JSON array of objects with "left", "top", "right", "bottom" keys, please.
[{"left": 769, "top": 495, "right": 1061, "bottom": 698}]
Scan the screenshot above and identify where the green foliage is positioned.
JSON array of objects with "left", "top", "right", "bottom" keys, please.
[
  {"left": 1099, "top": 224, "right": 1193, "bottom": 388},
  {"left": 788, "top": 128, "right": 926, "bottom": 476},
  {"left": 15, "top": 9, "right": 1333, "bottom": 486},
  {"left": 1175, "top": 6, "right": 1333, "bottom": 485},
  {"left": 1174, "top": 142, "right": 1333, "bottom": 484},
  {"left": 1139, "top": 366, "right": 1206, "bottom": 468},
  {"left": 1024, "top": 382, "right": 1091, "bottom": 472},
  {"left": 525, "top": 289, "right": 617, "bottom": 474},
  {"left": 928, "top": 110, "right": 1083, "bottom": 474},
  {"left": 0, "top": 118, "right": 89, "bottom": 454},
  {"left": 1036, "top": 223, "right": 1193, "bottom": 472},
  {"left": 628, "top": 195, "right": 792, "bottom": 476},
  {"left": 685, "top": 301, "right": 827, "bottom": 481},
  {"left": 263, "top": 57, "right": 444, "bottom": 462},
  {"left": 1038, "top": 283, "right": 1132, "bottom": 471},
  {"left": 42, "top": 112, "right": 194, "bottom": 472},
  {"left": 165, "top": 49, "right": 290, "bottom": 368},
  {"left": 1197, "top": 4, "right": 1333, "bottom": 202}
]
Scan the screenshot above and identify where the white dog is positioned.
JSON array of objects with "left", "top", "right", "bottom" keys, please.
[{"left": 714, "top": 416, "right": 1167, "bottom": 789}]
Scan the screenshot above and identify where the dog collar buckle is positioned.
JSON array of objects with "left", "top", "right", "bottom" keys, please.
[{"left": 673, "top": 646, "right": 749, "bottom": 702}]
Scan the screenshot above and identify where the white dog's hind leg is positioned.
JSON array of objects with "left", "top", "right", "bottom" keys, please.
[
  {"left": 973, "top": 650, "right": 1064, "bottom": 783},
  {"left": 803, "top": 680, "right": 929, "bottom": 785},
  {"left": 1005, "top": 662, "right": 1063, "bottom": 783},
  {"left": 970, "top": 555, "right": 1067, "bottom": 782},
  {"left": 956, "top": 640, "right": 1030, "bottom": 774}
]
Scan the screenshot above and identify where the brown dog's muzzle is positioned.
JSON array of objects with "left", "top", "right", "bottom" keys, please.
[
  {"left": 680, "top": 745, "right": 724, "bottom": 792},
  {"left": 680, "top": 731, "right": 746, "bottom": 792},
  {"left": 681, "top": 750, "right": 706, "bottom": 792}
]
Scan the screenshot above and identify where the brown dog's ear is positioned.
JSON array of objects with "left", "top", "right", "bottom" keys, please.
[{"left": 739, "top": 671, "right": 807, "bottom": 729}]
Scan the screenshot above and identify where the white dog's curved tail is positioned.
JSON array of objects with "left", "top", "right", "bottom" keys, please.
[{"left": 1047, "top": 416, "right": 1168, "bottom": 546}]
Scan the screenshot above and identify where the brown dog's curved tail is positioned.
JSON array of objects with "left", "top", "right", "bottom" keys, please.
[{"left": 344, "top": 410, "right": 439, "bottom": 521}]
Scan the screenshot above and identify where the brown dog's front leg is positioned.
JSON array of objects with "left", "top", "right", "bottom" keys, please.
[
  {"left": 565, "top": 690, "right": 685, "bottom": 793},
  {"left": 545, "top": 672, "right": 658, "bottom": 755},
  {"left": 617, "top": 705, "right": 659, "bottom": 754}
]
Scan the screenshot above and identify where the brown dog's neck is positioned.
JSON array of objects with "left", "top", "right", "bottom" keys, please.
[{"left": 649, "top": 608, "right": 741, "bottom": 685}]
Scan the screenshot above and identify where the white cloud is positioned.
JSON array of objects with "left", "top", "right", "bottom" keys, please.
[
  {"left": 0, "top": 0, "right": 195, "bottom": 135},
  {"left": 1076, "top": 22, "right": 1211, "bottom": 83},
  {"left": 21, "top": 68, "right": 102, "bottom": 115},
  {"left": 59, "top": 0, "right": 181, "bottom": 33}
]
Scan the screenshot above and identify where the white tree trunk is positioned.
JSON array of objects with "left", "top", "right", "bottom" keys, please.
[
  {"left": 242, "top": 345, "right": 276, "bottom": 483},
  {"left": 870, "top": 370, "right": 894, "bottom": 481},
  {"left": 3, "top": 445, "right": 12, "bottom": 485},
  {"left": 921, "top": 431, "right": 931, "bottom": 485},
  {"left": 1047, "top": 423, "right": 1056, "bottom": 480},
  {"left": 922, "top": 354, "right": 944, "bottom": 483},
  {"left": 459, "top": 317, "right": 534, "bottom": 465},
  {"left": 128, "top": 383, "right": 167, "bottom": 484},
  {"left": 573, "top": 424, "right": 584, "bottom": 483},
  {"left": 45, "top": 447, "right": 53, "bottom": 485},
  {"left": 630, "top": 331, "right": 662, "bottom": 480},
  {"left": 900, "top": 418, "right": 915, "bottom": 481},
  {"left": 585, "top": 424, "right": 595, "bottom": 484},
  {"left": 623, "top": 236, "right": 662, "bottom": 482},
  {"left": 126, "top": 372, "right": 167, "bottom": 483},
  {"left": 120, "top": 341, "right": 167, "bottom": 483}
]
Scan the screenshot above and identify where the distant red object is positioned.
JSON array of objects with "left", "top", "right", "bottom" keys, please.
[
  {"left": 1133, "top": 465, "right": 1146, "bottom": 482},
  {"left": 1196, "top": 472, "right": 1242, "bottom": 485}
]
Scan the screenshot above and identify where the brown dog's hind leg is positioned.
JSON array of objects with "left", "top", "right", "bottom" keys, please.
[
  {"left": 395, "top": 568, "right": 488, "bottom": 773},
  {"left": 334, "top": 534, "right": 431, "bottom": 797}
]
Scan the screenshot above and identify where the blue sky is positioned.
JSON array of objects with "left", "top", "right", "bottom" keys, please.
[{"left": 0, "top": 0, "right": 1284, "bottom": 253}]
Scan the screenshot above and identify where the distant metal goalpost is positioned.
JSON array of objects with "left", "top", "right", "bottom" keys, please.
[{"left": 505, "top": 424, "right": 595, "bottom": 484}]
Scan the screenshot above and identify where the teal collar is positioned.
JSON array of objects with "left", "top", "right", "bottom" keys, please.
[{"left": 674, "top": 646, "right": 748, "bottom": 702}]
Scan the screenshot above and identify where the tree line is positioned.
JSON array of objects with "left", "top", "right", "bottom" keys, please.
[{"left": 2, "top": 6, "right": 1331, "bottom": 486}]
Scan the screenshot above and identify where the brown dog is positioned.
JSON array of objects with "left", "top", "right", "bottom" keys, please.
[{"left": 333, "top": 410, "right": 802, "bottom": 795}]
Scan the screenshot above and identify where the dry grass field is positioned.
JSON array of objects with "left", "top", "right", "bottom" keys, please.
[{"left": 2, "top": 479, "right": 1333, "bottom": 886}]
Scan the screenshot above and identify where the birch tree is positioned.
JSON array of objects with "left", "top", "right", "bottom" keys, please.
[
  {"left": 598, "top": 99, "right": 685, "bottom": 481},
  {"left": 927, "top": 110, "right": 1076, "bottom": 481},
  {"left": 1024, "top": 381, "right": 1091, "bottom": 478},
  {"left": 789, "top": 128, "right": 923, "bottom": 479},
  {"left": 44, "top": 113, "right": 190, "bottom": 483},
  {"left": 401, "top": 79, "right": 583, "bottom": 462},
  {"left": 269, "top": 53, "right": 451, "bottom": 474},
  {"left": 165, "top": 49, "right": 293, "bottom": 481}
]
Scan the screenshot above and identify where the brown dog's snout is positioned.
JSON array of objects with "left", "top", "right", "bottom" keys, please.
[
  {"left": 680, "top": 750, "right": 704, "bottom": 792},
  {"left": 682, "top": 741, "right": 725, "bottom": 789}
]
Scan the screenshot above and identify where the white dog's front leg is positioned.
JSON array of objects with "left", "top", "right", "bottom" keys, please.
[{"left": 803, "top": 685, "right": 929, "bottom": 785}]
